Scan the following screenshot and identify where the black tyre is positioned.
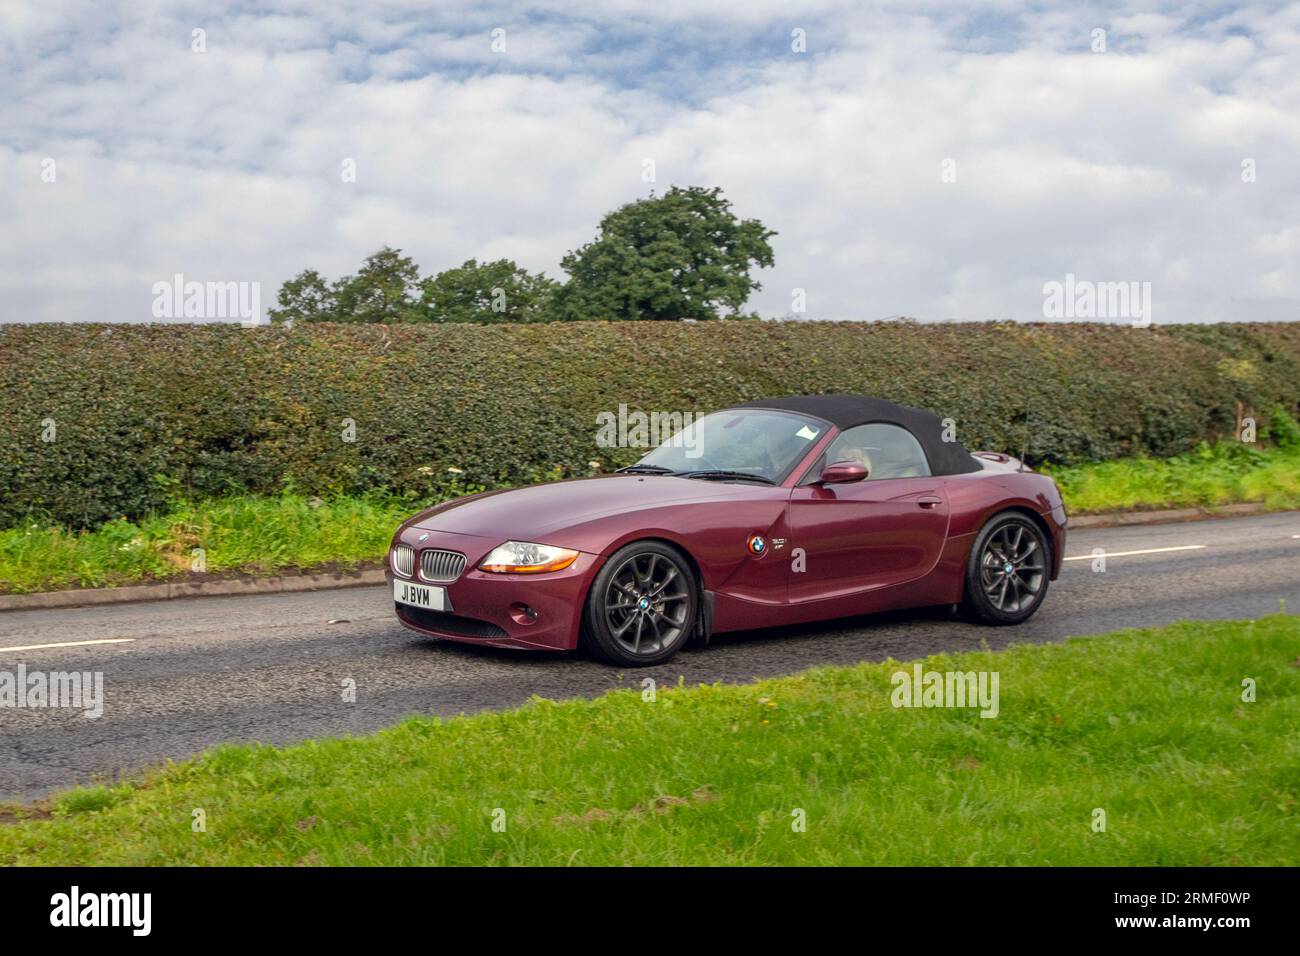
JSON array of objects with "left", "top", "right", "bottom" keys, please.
[
  {"left": 582, "top": 541, "right": 699, "bottom": 666},
  {"left": 961, "top": 512, "right": 1050, "bottom": 625}
]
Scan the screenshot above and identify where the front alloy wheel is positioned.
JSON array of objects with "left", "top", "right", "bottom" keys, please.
[{"left": 583, "top": 542, "right": 698, "bottom": 666}]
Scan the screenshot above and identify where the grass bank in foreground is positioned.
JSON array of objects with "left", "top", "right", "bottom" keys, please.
[
  {"left": 2, "top": 616, "right": 1296, "bottom": 866},
  {"left": 3, "top": 440, "right": 1300, "bottom": 594}
]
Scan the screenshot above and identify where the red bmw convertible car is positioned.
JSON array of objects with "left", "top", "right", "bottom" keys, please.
[{"left": 388, "top": 395, "right": 1067, "bottom": 666}]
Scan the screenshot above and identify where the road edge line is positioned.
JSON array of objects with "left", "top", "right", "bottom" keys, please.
[
  {"left": 0, "top": 568, "right": 388, "bottom": 612},
  {"left": 1067, "top": 501, "right": 1280, "bottom": 529}
]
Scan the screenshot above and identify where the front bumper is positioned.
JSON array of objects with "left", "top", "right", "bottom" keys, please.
[{"left": 387, "top": 527, "right": 600, "bottom": 651}]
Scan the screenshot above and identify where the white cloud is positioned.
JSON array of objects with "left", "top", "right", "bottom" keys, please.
[{"left": 2, "top": 0, "right": 1298, "bottom": 323}]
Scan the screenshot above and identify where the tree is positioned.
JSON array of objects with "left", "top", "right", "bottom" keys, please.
[
  {"left": 415, "top": 259, "right": 559, "bottom": 323},
  {"left": 269, "top": 186, "right": 778, "bottom": 324},
  {"left": 268, "top": 269, "right": 333, "bottom": 324},
  {"left": 556, "top": 186, "right": 775, "bottom": 321},
  {"left": 328, "top": 246, "right": 421, "bottom": 323}
]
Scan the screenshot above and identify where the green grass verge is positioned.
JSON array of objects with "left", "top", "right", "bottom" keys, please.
[
  {"left": 3, "top": 441, "right": 1298, "bottom": 594},
  {"left": 0, "top": 493, "right": 415, "bottom": 593},
  {"left": 2, "top": 616, "right": 1296, "bottom": 865},
  {"left": 1044, "top": 440, "right": 1300, "bottom": 515}
]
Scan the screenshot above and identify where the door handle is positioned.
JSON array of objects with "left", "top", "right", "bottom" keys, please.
[{"left": 917, "top": 496, "right": 943, "bottom": 509}]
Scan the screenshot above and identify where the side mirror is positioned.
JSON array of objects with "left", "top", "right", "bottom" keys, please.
[{"left": 819, "top": 459, "right": 869, "bottom": 484}]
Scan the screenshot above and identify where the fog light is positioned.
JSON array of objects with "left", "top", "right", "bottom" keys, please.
[{"left": 509, "top": 603, "right": 538, "bottom": 625}]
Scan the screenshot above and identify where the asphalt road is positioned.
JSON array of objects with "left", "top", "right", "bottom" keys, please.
[{"left": 2, "top": 512, "right": 1297, "bottom": 802}]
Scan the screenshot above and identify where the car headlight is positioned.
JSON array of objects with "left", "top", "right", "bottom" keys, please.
[{"left": 479, "top": 541, "right": 580, "bottom": 574}]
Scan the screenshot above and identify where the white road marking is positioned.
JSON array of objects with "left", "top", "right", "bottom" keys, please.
[
  {"left": 1063, "top": 544, "right": 1207, "bottom": 561},
  {"left": 0, "top": 638, "right": 135, "bottom": 653}
]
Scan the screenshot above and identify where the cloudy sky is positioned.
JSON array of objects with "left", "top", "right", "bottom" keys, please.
[{"left": 3, "top": 0, "right": 1298, "bottom": 324}]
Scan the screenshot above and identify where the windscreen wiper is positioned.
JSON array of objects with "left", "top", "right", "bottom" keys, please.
[
  {"left": 617, "top": 464, "right": 678, "bottom": 475},
  {"left": 678, "top": 470, "right": 776, "bottom": 485}
]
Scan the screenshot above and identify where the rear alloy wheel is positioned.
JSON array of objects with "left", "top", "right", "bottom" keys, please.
[
  {"left": 961, "top": 512, "right": 1050, "bottom": 625},
  {"left": 583, "top": 541, "right": 698, "bottom": 666}
]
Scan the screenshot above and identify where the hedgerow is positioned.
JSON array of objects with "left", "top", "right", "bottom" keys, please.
[{"left": 1, "top": 321, "right": 1297, "bottom": 528}]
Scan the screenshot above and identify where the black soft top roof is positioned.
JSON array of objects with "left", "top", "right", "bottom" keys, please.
[{"left": 727, "top": 394, "right": 981, "bottom": 476}]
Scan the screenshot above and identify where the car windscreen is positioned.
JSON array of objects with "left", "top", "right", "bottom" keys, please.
[{"left": 634, "top": 409, "right": 826, "bottom": 482}]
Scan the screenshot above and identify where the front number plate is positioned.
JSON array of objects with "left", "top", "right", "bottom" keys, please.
[{"left": 394, "top": 579, "right": 447, "bottom": 611}]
